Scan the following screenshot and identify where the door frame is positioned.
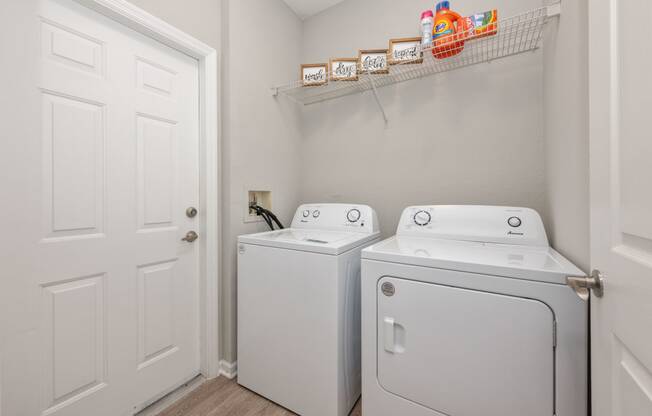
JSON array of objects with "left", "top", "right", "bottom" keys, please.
[{"left": 74, "top": 0, "right": 221, "bottom": 378}]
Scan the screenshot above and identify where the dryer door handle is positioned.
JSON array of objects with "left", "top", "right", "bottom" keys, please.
[{"left": 383, "top": 317, "right": 405, "bottom": 354}]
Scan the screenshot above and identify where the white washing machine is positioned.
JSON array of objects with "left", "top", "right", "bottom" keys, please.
[
  {"left": 238, "top": 203, "right": 380, "bottom": 416},
  {"left": 361, "top": 205, "right": 587, "bottom": 416}
]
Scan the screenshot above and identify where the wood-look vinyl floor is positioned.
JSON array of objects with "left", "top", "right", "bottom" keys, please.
[{"left": 155, "top": 377, "right": 362, "bottom": 416}]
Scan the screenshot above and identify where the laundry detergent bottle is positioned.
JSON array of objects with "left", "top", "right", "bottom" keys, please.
[{"left": 433, "top": 1, "right": 466, "bottom": 59}]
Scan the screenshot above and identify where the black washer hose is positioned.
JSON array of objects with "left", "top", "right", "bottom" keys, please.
[{"left": 249, "top": 204, "right": 285, "bottom": 230}]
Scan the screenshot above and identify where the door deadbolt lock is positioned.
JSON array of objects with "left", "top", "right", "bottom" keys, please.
[
  {"left": 186, "top": 207, "right": 198, "bottom": 218},
  {"left": 567, "top": 269, "right": 604, "bottom": 301},
  {"left": 181, "top": 231, "right": 199, "bottom": 243}
]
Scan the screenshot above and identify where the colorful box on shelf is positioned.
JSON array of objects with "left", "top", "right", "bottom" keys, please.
[
  {"left": 431, "top": 7, "right": 498, "bottom": 59},
  {"left": 463, "top": 9, "right": 498, "bottom": 39}
]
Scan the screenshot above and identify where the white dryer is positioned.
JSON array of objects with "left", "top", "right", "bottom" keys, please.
[
  {"left": 238, "top": 203, "right": 380, "bottom": 416},
  {"left": 361, "top": 206, "right": 587, "bottom": 416}
]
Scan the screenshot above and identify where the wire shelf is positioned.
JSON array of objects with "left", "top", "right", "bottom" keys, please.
[{"left": 274, "top": 6, "right": 555, "bottom": 106}]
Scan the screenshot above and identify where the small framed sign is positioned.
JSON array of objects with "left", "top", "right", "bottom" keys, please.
[
  {"left": 330, "top": 58, "right": 359, "bottom": 81},
  {"left": 301, "top": 63, "right": 328, "bottom": 86},
  {"left": 358, "top": 49, "right": 389, "bottom": 74},
  {"left": 388, "top": 37, "right": 423, "bottom": 65}
]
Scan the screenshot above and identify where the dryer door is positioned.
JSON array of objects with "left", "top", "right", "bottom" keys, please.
[{"left": 377, "top": 275, "right": 555, "bottom": 416}]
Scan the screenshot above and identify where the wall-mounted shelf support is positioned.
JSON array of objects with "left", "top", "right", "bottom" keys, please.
[
  {"left": 369, "top": 78, "right": 388, "bottom": 124},
  {"left": 273, "top": 5, "right": 558, "bottom": 117}
]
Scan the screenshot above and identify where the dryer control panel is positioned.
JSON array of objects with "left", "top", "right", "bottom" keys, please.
[
  {"left": 397, "top": 205, "right": 549, "bottom": 247},
  {"left": 291, "top": 204, "right": 379, "bottom": 233}
]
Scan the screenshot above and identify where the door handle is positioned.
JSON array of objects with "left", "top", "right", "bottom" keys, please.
[
  {"left": 181, "top": 231, "right": 199, "bottom": 243},
  {"left": 567, "top": 269, "right": 604, "bottom": 301},
  {"left": 384, "top": 317, "right": 396, "bottom": 352},
  {"left": 383, "top": 317, "right": 405, "bottom": 354}
]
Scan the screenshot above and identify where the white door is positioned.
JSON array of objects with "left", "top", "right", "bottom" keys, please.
[
  {"left": 590, "top": 0, "right": 652, "bottom": 414},
  {"left": 1, "top": 0, "right": 200, "bottom": 415}
]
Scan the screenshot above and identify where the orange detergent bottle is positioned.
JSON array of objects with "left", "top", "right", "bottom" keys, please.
[{"left": 432, "top": 1, "right": 466, "bottom": 59}]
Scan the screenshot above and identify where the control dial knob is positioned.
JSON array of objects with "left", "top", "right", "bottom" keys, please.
[
  {"left": 302, "top": 210, "right": 310, "bottom": 218},
  {"left": 414, "top": 210, "right": 432, "bottom": 227},
  {"left": 508, "top": 216, "right": 522, "bottom": 228},
  {"left": 347, "top": 209, "right": 361, "bottom": 223}
]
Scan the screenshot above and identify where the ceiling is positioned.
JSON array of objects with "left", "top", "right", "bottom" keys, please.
[{"left": 282, "top": 0, "right": 347, "bottom": 19}]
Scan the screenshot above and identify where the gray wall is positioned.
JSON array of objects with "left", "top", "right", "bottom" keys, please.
[
  {"left": 128, "top": 0, "right": 221, "bottom": 49},
  {"left": 299, "top": 0, "right": 547, "bottom": 238},
  {"left": 543, "top": 0, "right": 590, "bottom": 272},
  {"left": 220, "top": 0, "right": 303, "bottom": 362}
]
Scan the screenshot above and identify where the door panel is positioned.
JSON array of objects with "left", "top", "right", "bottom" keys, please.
[
  {"left": 1, "top": 0, "right": 201, "bottom": 414},
  {"left": 590, "top": 0, "right": 652, "bottom": 414},
  {"left": 42, "top": 92, "right": 105, "bottom": 239},
  {"left": 43, "top": 275, "right": 107, "bottom": 409},
  {"left": 619, "top": 0, "right": 652, "bottom": 242},
  {"left": 377, "top": 276, "right": 554, "bottom": 416},
  {"left": 613, "top": 338, "right": 652, "bottom": 416},
  {"left": 137, "top": 261, "right": 178, "bottom": 370},
  {"left": 136, "top": 114, "right": 177, "bottom": 230},
  {"left": 41, "top": 19, "right": 105, "bottom": 77},
  {"left": 137, "top": 58, "right": 176, "bottom": 97}
]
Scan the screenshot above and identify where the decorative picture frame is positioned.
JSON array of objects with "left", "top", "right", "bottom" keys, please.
[
  {"left": 388, "top": 37, "right": 423, "bottom": 65},
  {"left": 358, "top": 49, "right": 389, "bottom": 74},
  {"left": 300, "top": 63, "right": 328, "bottom": 86},
  {"left": 329, "top": 58, "right": 359, "bottom": 81}
]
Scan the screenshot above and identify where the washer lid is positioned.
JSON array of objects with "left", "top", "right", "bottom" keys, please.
[
  {"left": 362, "top": 236, "right": 584, "bottom": 284},
  {"left": 239, "top": 228, "right": 380, "bottom": 255}
]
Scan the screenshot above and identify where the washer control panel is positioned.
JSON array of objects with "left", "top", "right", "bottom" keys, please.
[
  {"left": 291, "top": 204, "right": 379, "bottom": 233},
  {"left": 398, "top": 205, "right": 549, "bottom": 247}
]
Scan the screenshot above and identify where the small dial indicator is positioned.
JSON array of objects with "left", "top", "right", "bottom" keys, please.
[
  {"left": 347, "top": 209, "right": 361, "bottom": 223},
  {"left": 414, "top": 210, "right": 432, "bottom": 227},
  {"left": 508, "top": 217, "right": 522, "bottom": 228}
]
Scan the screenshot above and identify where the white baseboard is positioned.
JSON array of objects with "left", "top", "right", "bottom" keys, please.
[{"left": 219, "top": 360, "right": 237, "bottom": 379}]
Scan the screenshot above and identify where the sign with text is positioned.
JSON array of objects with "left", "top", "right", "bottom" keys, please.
[
  {"left": 330, "top": 58, "right": 359, "bottom": 81},
  {"left": 389, "top": 37, "right": 423, "bottom": 65},
  {"left": 358, "top": 49, "right": 389, "bottom": 74},
  {"left": 301, "top": 63, "right": 328, "bottom": 86}
]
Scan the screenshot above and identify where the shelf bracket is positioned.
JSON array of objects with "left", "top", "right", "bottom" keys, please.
[
  {"left": 546, "top": 1, "right": 561, "bottom": 18},
  {"left": 369, "top": 78, "right": 389, "bottom": 124}
]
